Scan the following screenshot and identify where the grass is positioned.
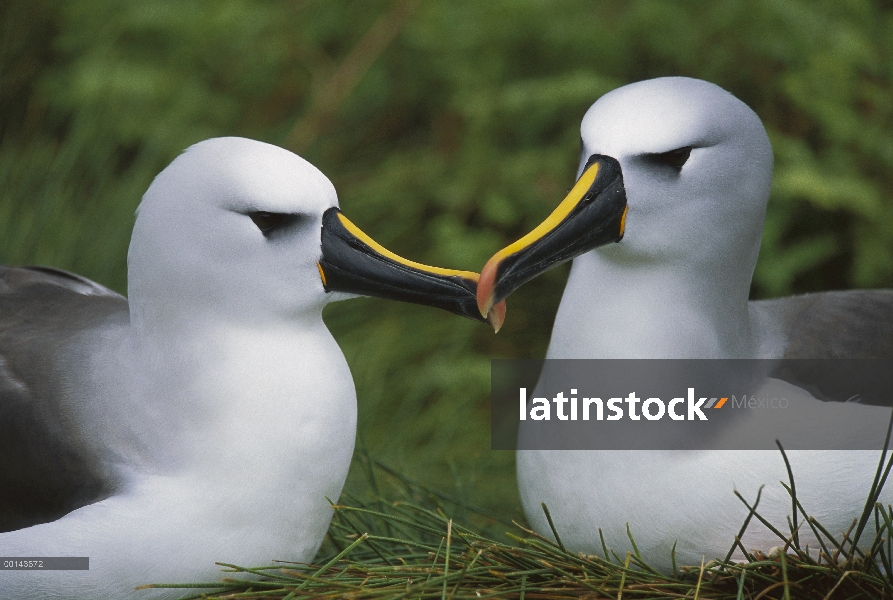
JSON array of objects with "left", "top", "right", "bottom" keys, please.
[{"left": 142, "top": 439, "right": 893, "bottom": 600}]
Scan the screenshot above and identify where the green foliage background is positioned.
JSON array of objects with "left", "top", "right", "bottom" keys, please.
[{"left": 2, "top": 0, "right": 892, "bottom": 530}]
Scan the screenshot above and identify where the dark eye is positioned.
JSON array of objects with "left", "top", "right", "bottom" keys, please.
[
  {"left": 248, "top": 211, "right": 299, "bottom": 236},
  {"left": 644, "top": 146, "right": 692, "bottom": 171}
]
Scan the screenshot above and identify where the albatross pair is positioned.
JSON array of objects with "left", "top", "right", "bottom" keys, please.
[
  {"left": 0, "top": 138, "right": 503, "bottom": 599},
  {"left": 4, "top": 75, "right": 893, "bottom": 595},
  {"left": 477, "top": 77, "right": 893, "bottom": 570}
]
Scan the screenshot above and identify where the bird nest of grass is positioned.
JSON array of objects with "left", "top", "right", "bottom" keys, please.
[{"left": 146, "top": 442, "right": 893, "bottom": 600}]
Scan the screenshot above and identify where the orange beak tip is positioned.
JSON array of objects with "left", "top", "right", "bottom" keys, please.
[
  {"left": 487, "top": 299, "right": 506, "bottom": 333},
  {"left": 477, "top": 256, "right": 500, "bottom": 318}
]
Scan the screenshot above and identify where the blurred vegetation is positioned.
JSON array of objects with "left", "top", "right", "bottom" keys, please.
[{"left": 2, "top": 0, "right": 892, "bottom": 531}]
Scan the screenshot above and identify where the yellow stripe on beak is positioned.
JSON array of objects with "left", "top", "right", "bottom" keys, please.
[
  {"left": 476, "top": 162, "right": 601, "bottom": 316},
  {"left": 488, "top": 161, "right": 600, "bottom": 265},
  {"left": 318, "top": 206, "right": 504, "bottom": 329},
  {"left": 335, "top": 212, "right": 480, "bottom": 282},
  {"left": 475, "top": 154, "right": 627, "bottom": 317}
]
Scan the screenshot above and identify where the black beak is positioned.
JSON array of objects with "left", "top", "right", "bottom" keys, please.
[
  {"left": 477, "top": 154, "right": 627, "bottom": 317},
  {"left": 318, "top": 207, "right": 505, "bottom": 331}
]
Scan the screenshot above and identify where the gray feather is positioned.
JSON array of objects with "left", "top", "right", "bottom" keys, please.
[{"left": 0, "top": 266, "right": 127, "bottom": 532}]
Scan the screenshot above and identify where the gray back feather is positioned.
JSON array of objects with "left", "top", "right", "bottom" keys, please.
[{"left": 0, "top": 266, "right": 128, "bottom": 532}]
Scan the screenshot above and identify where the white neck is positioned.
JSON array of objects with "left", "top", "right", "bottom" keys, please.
[
  {"left": 547, "top": 248, "right": 755, "bottom": 359},
  {"left": 76, "top": 314, "right": 356, "bottom": 478}
]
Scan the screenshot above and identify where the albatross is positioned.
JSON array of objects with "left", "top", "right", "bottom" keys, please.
[
  {"left": 476, "top": 77, "right": 893, "bottom": 570},
  {"left": 0, "top": 137, "right": 503, "bottom": 598}
]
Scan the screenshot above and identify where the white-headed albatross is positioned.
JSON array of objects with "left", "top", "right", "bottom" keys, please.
[
  {"left": 476, "top": 77, "right": 893, "bottom": 570},
  {"left": 0, "top": 137, "right": 503, "bottom": 598}
]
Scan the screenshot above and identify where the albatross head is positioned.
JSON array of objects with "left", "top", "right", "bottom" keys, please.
[
  {"left": 127, "top": 137, "right": 505, "bottom": 338},
  {"left": 579, "top": 77, "right": 773, "bottom": 267},
  {"left": 128, "top": 138, "right": 336, "bottom": 332},
  {"left": 477, "top": 77, "right": 773, "bottom": 316}
]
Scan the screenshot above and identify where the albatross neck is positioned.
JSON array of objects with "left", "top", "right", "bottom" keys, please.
[{"left": 547, "top": 250, "right": 755, "bottom": 359}]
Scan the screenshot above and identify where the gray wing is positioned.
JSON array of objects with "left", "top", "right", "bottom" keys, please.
[
  {"left": 752, "top": 289, "right": 893, "bottom": 407},
  {"left": 0, "top": 266, "right": 128, "bottom": 533},
  {"left": 764, "top": 290, "right": 893, "bottom": 359}
]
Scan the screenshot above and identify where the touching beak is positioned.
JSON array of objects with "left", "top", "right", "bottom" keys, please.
[
  {"left": 318, "top": 207, "right": 506, "bottom": 332},
  {"left": 476, "top": 154, "right": 628, "bottom": 318}
]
